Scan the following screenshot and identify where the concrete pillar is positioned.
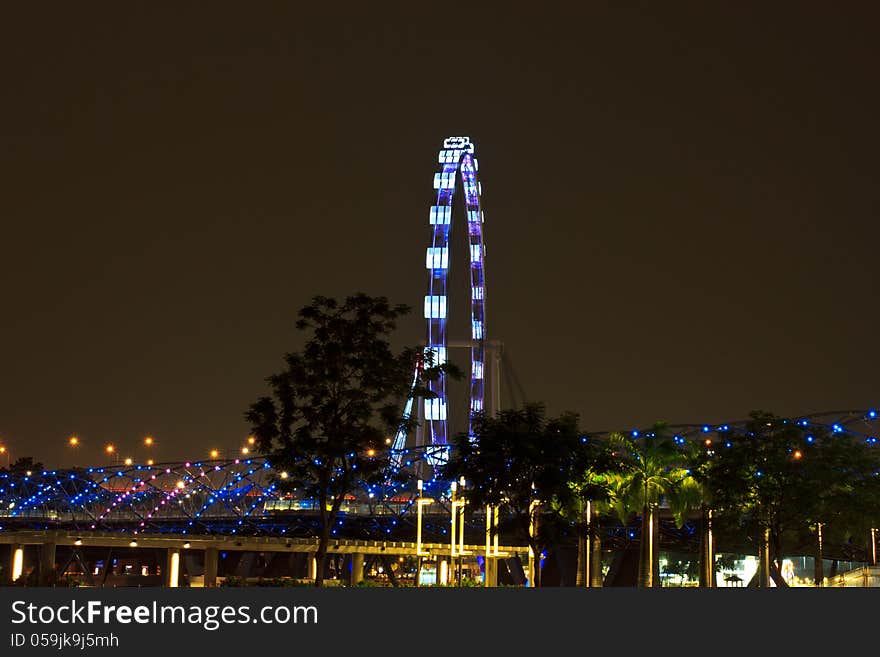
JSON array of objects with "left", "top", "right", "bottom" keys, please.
[
  {"left": 204, "top": 548, "right": 218, "bottom": 588},
  {"left": 349, "top": 552, "right": 364, "bottom": 586},
  {"left": 165, "top": 548, "right": 180, "bottom": 588},
  {"left": 38, "top": 542, "right": 57, "bottom": 586},
  {"left": 483, "top": 557, "right": 497, "bottom": 587}
]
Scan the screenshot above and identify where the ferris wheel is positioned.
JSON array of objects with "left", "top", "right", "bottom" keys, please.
[{"left": 393, "top": 136, "right": 489, "bottom": 467}]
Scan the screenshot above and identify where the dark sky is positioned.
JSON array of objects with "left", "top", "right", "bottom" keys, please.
[{"left": 2, "top": 3, "right": 879, "bottom": 468}]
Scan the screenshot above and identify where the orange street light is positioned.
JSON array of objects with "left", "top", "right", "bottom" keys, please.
[
  {"left": 210, "top": 449, "right": 220, "bottom": 459},
  {"left": 247, "top": 436, "right": 256, "bottom": 446},
  {"left": 241, "top": 446, "right": 250, "bottom": 455},
  {"left": 68, "top": 436, "right": 79, "bottom": 447},
  {"left": 144, "top": 436, "right": 154, "bottom": 447},
  {"left": 124, "top": 457, "right": 133, "bottom": 466},
  {"left": 105, "top": 444, "right": 115, "bottom": 454},
  {"left": 793, "top": 450, "right": 803, "bottom": 460},
  {"left": 146, "top": 459, "right": 154, "bottom": 466}
]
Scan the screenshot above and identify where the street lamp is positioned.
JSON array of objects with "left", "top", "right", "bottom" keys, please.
[{"left": 209, "top": 449, "right": 220, "bottom": 459}]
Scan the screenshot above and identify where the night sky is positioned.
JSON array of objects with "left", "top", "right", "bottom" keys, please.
[{"left": 2, "top": 4, "right": 879, "bottom": 468}]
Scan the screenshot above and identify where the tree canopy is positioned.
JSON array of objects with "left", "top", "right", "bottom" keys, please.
[{"left": 246, "top": 293, "right": 452, "bottom": 586}]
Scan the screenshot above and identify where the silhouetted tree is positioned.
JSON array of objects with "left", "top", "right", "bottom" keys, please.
[
  {"left": 245, "top": 293, "right": 454, "bottom": 586},
  {"left": 441, "top": 403, "right": 589, "bottom": 587}
]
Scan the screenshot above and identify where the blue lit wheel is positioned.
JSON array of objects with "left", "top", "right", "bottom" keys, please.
[{"left": 419, "top": 136, "right": 488, "bottom": 465}]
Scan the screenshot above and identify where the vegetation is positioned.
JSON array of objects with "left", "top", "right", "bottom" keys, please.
[
  {"left": 440, "top": 403, "right": 604, "bottom": 587},
  {"left": 246, "top": 293, "right": 456, "bottom": 586}
]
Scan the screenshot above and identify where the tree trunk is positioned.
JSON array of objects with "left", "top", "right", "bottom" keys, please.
[
  {"left": 757, "top": 529, "right": 770, "bottom": 588},
  {"left": 814, "top": 524, "right": 824, "bottom": 587},
  {"left": 637, "top": 505, "right": 653, "bottom": 587},
  {"left": 576, "top": 534, "right": 586, "bottom": 587},
  {"left": 314, "top": 526, "right": 329, "bottom": 587},
  {"left": 652, "top": 512, "right": 661, "bottom": 588},
  {"left": 590, "top": 521, "right": 603, "bottom": 587},
  {"left": 768, "top": 532, "right": 789, "bottom": 588}
]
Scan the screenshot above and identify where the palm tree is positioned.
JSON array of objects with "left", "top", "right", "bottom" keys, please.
[{"left": 607, "top": 428, "right": 693, "bottom": 587}]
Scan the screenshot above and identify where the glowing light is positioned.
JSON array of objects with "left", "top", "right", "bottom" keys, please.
[
  {"left": 176, "top": 481, "right": 185, "bottom": 489},
  {"left": 124, "top": 458, "right": 133, "bottom": 466},
  {"left": 280, "top": 471, "right": 289, "bottom": 479},
  {"left": 105, "top": 444, "right": 115, "bottom": 454},
  {"left": 143, "top": 436, "right": 154, "bottom": 446},
  {"left": 129, "top": 540, "right": 138, "bottom": 547},
  {"left": 168, "top": 551, "right": 180, "bottom": 587},
  {"left": 12, "top": 548, "right": 23, "bottom": 582},
  {"left": 210, "top": 449, "right": 219, "bottom": 459},
  {"left": 68, "top": 436, "right": 79, "bottom": 447},
  {"left": 793, "top": 450, "right": 803, "bottom": 460},
  {"left": 146, "top": 459, "right": 154, "bottom": 466},
  {"left": 247, "top": 436, "right": 256, "bottom": 445},
  {"left": 241, "top": 447, "right": 250, "bottom": 455}
]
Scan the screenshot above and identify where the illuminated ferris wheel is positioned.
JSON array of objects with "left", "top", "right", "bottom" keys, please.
[{"left": 393, "top": 136, "right": 489, "bottom": 466}]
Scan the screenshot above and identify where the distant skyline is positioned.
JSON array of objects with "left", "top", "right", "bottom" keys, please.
[{"left": 2, "top": 4, "right": 879, "bottom": 467}]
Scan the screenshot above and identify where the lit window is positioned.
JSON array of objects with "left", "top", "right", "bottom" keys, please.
[
  {"left": 425, "top": 398, "right": 447, "bottom": 421},
  {"left": 471, "top": 399, "right": 483, "bottom": 412},
  {"left": 424, "top": 295, "right": 447, "bottom": 319},
  {"left": 430, "top": 205, "right": 452, "bottom": 225},
  {"left": 470, "top": 244, "right": 484, "bottom": 262},
  {"left": 472, "top": 320, "right": 483, "bottom": 340},
  {"left": 439, "top": 149, "right": 461, "bottom": 164},
  {"left": 427, "top": 346, "right": 447, "bottom": 366},
  {"left": 472, "top": 287, "right": 484, "bottom": 300},
  {"left": 467, "top": 210, "right": 481, "bottom": 224},
  {"left": 473, "top": 361, "right": 484, "bottom": 379},
  {"left": 433, "top": 171, "right": 456, "bottom": 189},
  {"left": 425, "top": 247, "right": 449, "bottom": 269}
]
